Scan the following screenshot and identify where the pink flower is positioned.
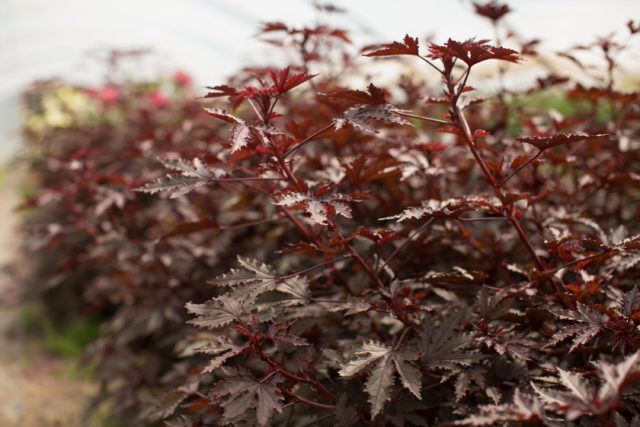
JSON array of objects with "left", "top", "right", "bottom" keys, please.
[
  {"left": 97, "top": 85, "right": 120, "bottom": 103},
  {"left": 149, "top": 90, "right": 169, "bottom": 108},
  {"left": 173, "top": 70, "right": 192, "bottom": 87}
]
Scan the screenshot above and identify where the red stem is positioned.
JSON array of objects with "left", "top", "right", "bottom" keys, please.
[
  {"left": 284, "top": 124, "right": 334, "bottom": 159},
  {"left": 449, "top": 93, "right": 571, "bottom": 305},
  {"left": 259, "top": 350, "right": 337, "bottom": 402},
  {"left": 279, "top": 206, "right": 312, "bottom": 240},
  {"left": 219, "top": 214, "right": 284, "bottom": 231},
  {"left": 417, "top": 54, "right": 443, "bottom": 74},
  {"left": 328, "top": 219, "right": 385, "bottom": 289},
  {"left": 279, "top": 255, "right": 351, "bottom": 280},
  {"left": 498, "top": 150, "right": 543, "bottom": 188},
  {"left": 507, "top": 212, "right": 546, "bottom": 272},
  {"left": 271, "top": 142, "right": 305, "bottom": 192},
  {"left": 396, "top": 111, "right": 452, "bottom": 126},
  {"left": 283, "top": 391, "right": 336, "bottom": 410},
  {"left": 454, "top": 104, "right": 499, "bottom": 189},
  {"left": 213, "top": 176, "right": 284, "bottom": 183},
  {"left": 454, "top": 103, "right": 546, "bottom": 269},
  {"left": 543, "top": 250, "right": 611, "bottom": 276},
  {"left": 383, "top": 218, "right": 434, "bottom": 267}
]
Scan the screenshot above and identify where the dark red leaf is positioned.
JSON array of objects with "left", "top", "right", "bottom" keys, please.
[
  {"left": 516, "top": 132, "right": 609, "bottom": 151},
  {"left": 321, "top": 83, "right": 388, "bottom": 106},
  {"left": 161, "top": 219, "right": 220, "bottom": 240},
  {"left": 260, "top": 22, "right": 289, "bottom": 33},
  {"left": 363, "top": 34, "right": 419, "bottom": 57},
  {"left": 269, "top": 67, "right": 316, "bottom": 94},
  {"left": 202, "top": 85, "right": 244, "bottom": 109},
  {"left": 473, "top": 1, "right": 511, "bottom": 22},
  {"left": 428, "top": 38, "right": 520, "bottom": 66}
]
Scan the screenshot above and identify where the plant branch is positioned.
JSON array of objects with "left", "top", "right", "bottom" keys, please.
[
  {"left": 396, "top": 111, "right": 452, "bottom": 126},
  {"left": 457, "top": 215, "right": 508, "bottom": 222},
  {"left": 393, "top": 327, "right": 411, "bottom": 350},
  {"left": 259, "top": 350, "right": 337, "bottom": 403},
  {"left": 544, "top": 250, "right": 611, "bottom": 276},
  {"left": 454, "top": 104, "right": 548, "bottom": 273},
  {"left": 265, "top": 95, "right": 280, "bottom": 124},
  {"left": 219, "top": 214, "right": 284, "bottom": 231},
  {"left": 284, "top": 390, "right": 336, "bottom": 410},
  {"left": 454, "top": 66, "right": 471, "bottom": 100},
  {"left": 329, "top": 219, "right": 386, "bottom": 290},
  {"left": 454, "top": 105, "right": 499, "bottom": 189},
  {"left": 278, "top": 206, "right": 312, "bottom": 240},
  {"left": 213, "top": 176, "right": 285, "bottom": 183},
  {"left": 246, "top": 98, "right": 265, "bottom": 122},
  {"left": 417, "top": 54, "right": 443, "bottom": 74},
  {"left": 268, "top": 137, "right": 305, "bottom": 193},
  {"left": 383, "top": 218, "right": 434, "bottom": 267},
  {"left": 279, "top": 255, "right": 351, "bottom": 280},
  {"left": 507, "top": 212, "right": 546, "bottom": 272},
  {"left": 498, "top": 150, "right": 543, "bottom": 187},
  {"left": 284, "top": 124, "right": 334, "bottom": 158}
]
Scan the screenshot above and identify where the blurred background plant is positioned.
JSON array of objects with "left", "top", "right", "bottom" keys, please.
[{"left": 2, "top": 1, "right": 640, "bottom": 426}]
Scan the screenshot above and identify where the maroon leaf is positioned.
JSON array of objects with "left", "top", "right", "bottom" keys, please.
[
  {"left": 321, "top": 83, "right": 388, "bottom": 106},
  {"left": 161, "top": 219, "right": 220, "bottom": 241},
  {"left": 269, "top": 67, "right": 316, "bottom": 94},
  {"left": 516, "top": 131, "right": 609, "bottom": 151},
  {"left": 203, "top": 108, "right": 241, "bottom": 124},
  {"left": 428, "top": 38, "right": 520, "bottom": 66},
  {"left": 473, "top": 1, "right": 511, "bottom": 22},
  {"left": 135, "top": 157, "right": 222, "bottom": 198},
  {"left": 202, "top": 85, "right": 244, "bottom": 109},
  {"left": 547, "top": 302, "right": 607, "bottom": 352},
  {"left": 333, "top": 104, "right": 412, "bottom": 133},
  {"left": 260, "top": 21, "right": 289, "bottom": 33},
  {"left": 363, "top": 35, "right": 420, "bottom": 57}
]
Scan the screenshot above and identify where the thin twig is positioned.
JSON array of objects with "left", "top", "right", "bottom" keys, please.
[
  {"left": 544, "top": 250, "right": 611, "bottom": 276},
  {"left": 454, "top": 66, "right": 471, "bottom": 99},
  {"left": 393, "top": 327, "right": 411, "bottom": 350},
  {"left": 454, "top": 105, "right": 499, "bottom": 189},
  {"left": 417, "top": 54, "right": 443, "bottom": 74},
  {"left": 457, "top": 216, "right": 508, "bottom": 222},
  {"left": 508, "top": 212, "right": 546, "bottom": 272},
  {"left": 213, "top": 176, "right": 284, "bottom": 183},
  {"left": 283, "top": 124, "right": 334, "bottom": 158},
  {"left": 396, "top": 111, "right": 452, "bottom": 126},
  {"left": 269, "top": 137, "right": 305, "bottom": 192},
  {"left": 219, "top": 215, "right": 284, "bottom": 231},
  {"left": 298, "top": 413, "right": 335, "bottom": 427},
  {"left": 246, "top": 98, "right": 264, "bottom": 122},
  {"left": 265, "top": 95, "right": 280, "bottom": 124},
  {"left": 311, "top": 298, "right": 349, "bottom": 303},
  {"left": 453, "top": 101, "right": 568, "bottom": 303},
  {"left": 383, "top": 218, "right": 434, "bottom": 267},
  {"left": 279, "top": 255, "right": 351, "bottom": 280},
  {"left": 498, "top": 150, "right": 543, "bottom": 187},
  {"left": 260, "top": 350, "right": 337, "bottom": 402},
  {"left": 328, "top": 218, "right": 386, "bottom": 290},
  {"left": 286, "top": 391, "right": 336, "bottom": 410},
  {"left": 278, "top": 206, "right": 312, "bottom": 240}
]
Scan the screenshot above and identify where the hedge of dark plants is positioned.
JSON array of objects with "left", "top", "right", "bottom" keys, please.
[{"left": 19, "top": 2, "right": 640, "bottom": 425}]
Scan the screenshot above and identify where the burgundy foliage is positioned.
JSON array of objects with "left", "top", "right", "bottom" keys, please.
[{"left": 19, "top": 2, "right": 640, "bottom": 425}]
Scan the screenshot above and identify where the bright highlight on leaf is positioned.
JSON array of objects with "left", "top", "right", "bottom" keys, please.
[
  {"left": 135, "top": 157, "right": 224, "bottom": 198},
  {"left": 340, "top": 341, "right": 421, "bottom": 418},
  {"left": 363, "top": 34, "right": 420, "bottom": 57}
]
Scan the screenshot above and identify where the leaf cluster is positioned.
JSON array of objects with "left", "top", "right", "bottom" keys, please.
[{"left": 17, "top": 4, "right": 640, "bottom": 426}]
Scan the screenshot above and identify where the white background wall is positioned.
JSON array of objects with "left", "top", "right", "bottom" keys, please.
[{"left": 1, "top": 0, "right": 639, "bottom": 162}]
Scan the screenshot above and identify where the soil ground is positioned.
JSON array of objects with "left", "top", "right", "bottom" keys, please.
[{"left": 0, "top": 166, "right": 98, "bottom": 427}]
